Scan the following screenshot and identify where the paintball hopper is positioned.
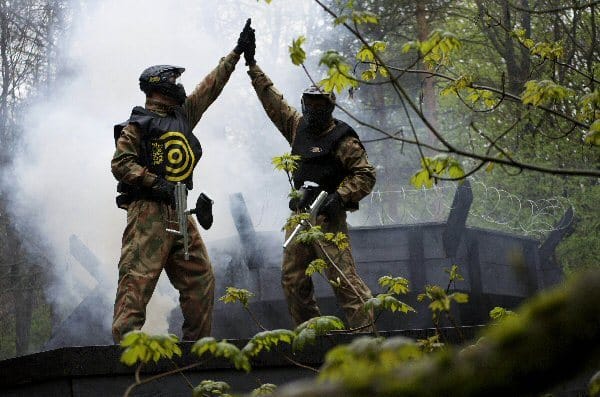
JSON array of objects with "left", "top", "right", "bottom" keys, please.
[{"left": 191, "top": 193, "right": 214, "bottom": 230}]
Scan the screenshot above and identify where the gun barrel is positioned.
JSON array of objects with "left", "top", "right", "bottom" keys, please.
[
  {"left": 283, "top": 191, "right": 328, "bottom": 249},
  {"left": 283, "top": 222, "right": 304, "bottom": 249},
  {"left": 171, "top": 182, "right": 190, "bottom": 260}
]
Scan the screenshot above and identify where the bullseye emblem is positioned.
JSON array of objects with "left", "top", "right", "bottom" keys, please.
[{"left": 159, "top": 131, "right": 196, "bottom": 182}]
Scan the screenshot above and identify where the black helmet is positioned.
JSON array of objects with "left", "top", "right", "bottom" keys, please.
[
  {"left": 301, "top": 85, "right": 336, "bottom": 102},
  {"left": 139, "top": 65, "right": 187, "bottom": 105}
]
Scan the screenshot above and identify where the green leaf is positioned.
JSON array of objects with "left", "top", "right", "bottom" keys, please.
[
  {"left": 192, "top": 338, "right": 251, "bottom": 372},
  {"left": 325, "top": 231, "right": 350, "bottom": 251},
  {"left": 306, "top": 258, "right": 328, "bottom": 276},
  {"left": 296, "top": 226, "right": 325, "bottom": 245},
  {"left": 289, "top": 36, "right": 306, "bottom": 66},
  {"left": 219, "top": 287, "right": 254, "bottom": 308},
  {"left": 351, "top": 10, "right": 379, "bottom": 25},
  {"left": 242, "top": 329, "right": 296, "bottom": 357},
  {"left": 193, "top": 380, "right": 231, "bottom": 397},
  {"left": 252, "top": 383, "right": 278, "bottom": 396},
  {"left": 293, "top": 316, "right": 345, "bottom": 351},
  {"left": 119, "top": 332, "right": 181, "bottom": 367},
  {"left": 410, "top": 169, "right": 434, "bottom": 189},
  {"left": 361, "top": 69, "right": 377, "bottom": 81},
  {"left": 356, "top": 41, "right": 387, "bottom": 62},
  {"left": 584, "top": 120, "right": 600, "bottom": 146},
  {"left": 489, "top": 306, "right": 516, "bottom": 321},
  {"left": 272, "top": 153, "right": 301, "bottom": 173},
  {"left": 283, "top": 212, "right": 309, "bottom": 232},
  {"left": 522, "top": 80, "right": 574, "bottom": 107},
  {"left": 365, "top": 294, "right": 415, "bottom": 314},
  {"left": 444, "top": 265, "right": 464, "bottom": 282},
  {"left": 319, "top": 50, "right": 359, "bottom": 93},
  {"left": 450, "top": 292, "right": 469, "bottom": 304},
  {"left": 378, "top": 275, "right": 410, "bottom": 295}
]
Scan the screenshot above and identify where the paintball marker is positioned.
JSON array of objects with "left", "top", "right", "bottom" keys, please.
[
  {"left": 283, "top": 182, "right": 328, "bottom": 249},
  {"left": 166, "top": 182, "right": 214, "bottom": 260}
]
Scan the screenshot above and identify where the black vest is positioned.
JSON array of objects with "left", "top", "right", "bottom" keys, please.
[
  {"left": 114, "top": 106, "right": 202, "bottom": 188},
  {"left": 113, "top": 106, "right": 202, "bottom": 206},
  {"left": 291, "top": 118, "right": 359, "bottom": 193}
]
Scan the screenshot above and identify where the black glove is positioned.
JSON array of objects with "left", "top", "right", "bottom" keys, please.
[
  {"left": 243, "top": 25, "right": 256, "bottom": 66},
  {"left": 318, "top": 192, "right": 344, "bottom": 220},
  {"left": 151, "top": 177, "right": 175, "bottom": 204},
  {"left": 234, "top": 18, "right": 256, "bottom": 66}
]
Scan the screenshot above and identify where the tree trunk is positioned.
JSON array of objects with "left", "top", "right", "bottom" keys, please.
[{"left": 415, "top": 0, "right": 438, "bottom": 146}]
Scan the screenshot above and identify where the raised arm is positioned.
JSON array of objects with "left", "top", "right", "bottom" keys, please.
[
  {"left": 183, "top": 51, "right": 240, "bottom": 130},
  {"left": 247, "top": 64, "right": 302, "bottom": 145}
]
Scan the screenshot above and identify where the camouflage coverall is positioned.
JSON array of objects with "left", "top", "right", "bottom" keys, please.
[
  {"left": 111, "top": 51, "right": 240, "bottom": 342},
  {"left": 248, "top": 64, "right": 376, "bottom": 329}
]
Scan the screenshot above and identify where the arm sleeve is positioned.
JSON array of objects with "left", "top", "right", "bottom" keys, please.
[
  {"left": 183, "top": 51, "right": 241, "bottom": 129},
  {"left": 111, "top": 123, "right": 157, "bottom": 188},
  {"left": 247, "top": 64, "right": 301, "bottom": 144},
  {"left": 334, "top": 136, "right": 376, "bottom": 206}
]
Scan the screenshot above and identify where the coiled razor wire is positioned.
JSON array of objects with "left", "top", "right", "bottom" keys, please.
[{"left": 350, "top": 178, "right": 574, "bottom": 238}]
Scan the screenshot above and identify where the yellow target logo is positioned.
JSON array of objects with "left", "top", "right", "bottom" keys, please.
[{"left": 159, "top": 131, "right": 196, "bottom": 182}]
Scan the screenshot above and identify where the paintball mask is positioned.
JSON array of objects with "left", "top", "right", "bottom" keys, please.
[
  {"left": 139, "top": 64, "right": 187, "bottom": 105},
  {"left": 301, "top": 85, "right": 335, "bottom": 131}
]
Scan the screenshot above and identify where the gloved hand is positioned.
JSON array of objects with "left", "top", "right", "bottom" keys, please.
[
  {"left": 151, "top": 177, "right": 175, "bottom": 204},
  {"left": 234, "top": 19, "right": 256, "bottom": 66},
  {"left": 243, "top": 24, "right": 256, "bottom": 66},
  {"left": 318, "top": 192, "right": 344, "bottom": 220}
]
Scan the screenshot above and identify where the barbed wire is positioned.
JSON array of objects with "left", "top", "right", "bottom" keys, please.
[{"left": 351, "top": 178, "right": 574, "bottom": 238}]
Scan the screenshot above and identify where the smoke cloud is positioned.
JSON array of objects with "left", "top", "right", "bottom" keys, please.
[{"left": 4, "top": 0, "right": 327, "bottom": 337}]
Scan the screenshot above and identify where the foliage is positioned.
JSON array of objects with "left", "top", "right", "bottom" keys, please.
[
  {"left": 295, "top": 225, "right": 326, "bottom": 245},
  {"left": 242, "top": 329, "right": 295, "bottom": 357},
  {"left": 219, "top": 287, "right": 254, "bottom": 308},
  {"left": 288, "top": 36, "right": 306, "bottom": 66},
  {"left": 364, "top": 294, "right": 415, "bottom": 314},
  {"left": 417, "top": 285, "right": 468, "bottom": 320},
  {"left": 489, "top": 306, "right": 516, "bottom": 322},
  {"left": 191, "top": 337, "right": 251, "bottom": 372},
  {"left": 365, "top": 275, "right": 415, "bottom": 314},
  {"left": 402, "top": 29, "right": 462, "bottom": 68},
  {"left": 119, "top": 331, "right": 181, "bottom": 366},
  {"left": 378, "top": 275, "right": 410, "bottom": 295},
  {"left": 251, "top": 383, "right": 277, "bottom": 396},
  {"left": 305, "top": 258, "right": 328, "bottom": 276},
  {"left": 318, "top": 50, "right": 359, "bottom": 93},
  {"left": 271, "top": 153, "right": 301, "bottom": 173},
  {"left": 267, "top": 270, "right": 600, "bottom": 397},
  {"left": 292, "top": 316, "right": 346, "bottom": 351},
  {"left": 410, "top": 155, "right": 465, "bottom": 188},
  {"left": 283, "top": 212, "right": 309, "bottom": 232},
  {"left": 319, "top": 336, "right": 422, "bottom": 388},
  {"left": 193, "top": 380, "right": 232, "bottom": 397},
  {"left": 521, "top": 80, "right": 574, "bottom": 107}
]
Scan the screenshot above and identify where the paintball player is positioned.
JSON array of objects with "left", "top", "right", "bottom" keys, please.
[
  {"left": 110, "top": 21, "right": 255, "bottom": 343},
  {"left": 243, "top": 27, "right": 376, "bottom": 330}
]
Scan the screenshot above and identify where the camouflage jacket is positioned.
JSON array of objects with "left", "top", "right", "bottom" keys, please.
[
  {"left": 111, "top": 51, "right": 240, "bottom": 189},
  {"left": 247, "top": 64, "right": 376, "bottom": 207}
]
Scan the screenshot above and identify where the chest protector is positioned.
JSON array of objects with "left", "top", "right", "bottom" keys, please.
[
  {"left": 114, "top": 106, "right": 202, "bottom": 190},
  {"left": 291, "top": 118, "right": 359, "bottom": 193}
]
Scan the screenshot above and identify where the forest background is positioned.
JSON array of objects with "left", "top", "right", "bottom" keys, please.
[{"left": 0, "top": 0, "right": 598, "bottom": 360}]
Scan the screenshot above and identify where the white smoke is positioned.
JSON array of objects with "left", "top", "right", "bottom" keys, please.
[{"left": 4, "top": 0, "right": 327, "bottom": 338}]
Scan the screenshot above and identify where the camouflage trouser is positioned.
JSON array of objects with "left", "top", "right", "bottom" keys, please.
[
  {"left": 112, "top": 199, "right": 215, "bottom": 343},
  {"left": 282, "top": 210, "right": 373, "bottom": 329}
]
